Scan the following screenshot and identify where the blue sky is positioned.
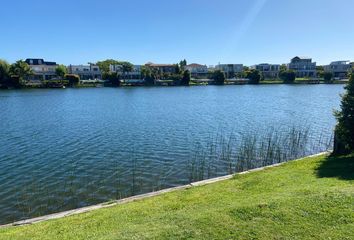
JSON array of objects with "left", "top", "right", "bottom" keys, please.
[{"left": 1, "top": 0, "right": 353, "bottom": 65}]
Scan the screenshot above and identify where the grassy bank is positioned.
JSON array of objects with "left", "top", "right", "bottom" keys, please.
[{"left": 1, "top": 154, "right": 353, "bottom": 239}]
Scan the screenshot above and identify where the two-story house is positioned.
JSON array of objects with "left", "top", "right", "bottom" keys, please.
[
  {"left": 67, "top": 64, "right": 102, "bottom": 80},
  {"left": 250, "top": 63, "right": 280, "bottom": 79},
  {"left": 109, "top": 64, "right": 142, "bottom": 79},
  {"left": 25, "top": 58, "right": 58, "bottom": 80},
  {"left": 145, "top": 62, "right": 176, "bottom": 74},
  {"left": 184, "top": 63, "right": 208, "bottom": 78},
  {"left": 323, "top": 61, "right": 351, "bottom": 79},
  {"left": 287, "top": 56, "right": 316, "bottom": 78},
  {"left": 215, "top": 64, "right": 243, "bottom": 78}
]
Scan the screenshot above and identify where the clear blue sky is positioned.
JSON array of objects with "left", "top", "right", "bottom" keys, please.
[{"left": 1, "top": 0, "right": 353, "bottom": 65}]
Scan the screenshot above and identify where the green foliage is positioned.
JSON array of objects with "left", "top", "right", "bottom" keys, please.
[
  {"left": 179, "top": 59, "right": 187, "bottom": 68},
  {"left": 323, "top": 72, "right": 333, "bottom": 83},
  {"left": 212, "top": 70, "right": 225, "bottom": 85},
  {"left": 181, "top": 70, "right": 191, "bottom": 86},
  {"left": 105, "top": 73, "right": 121, "bottom": 87},
  {"left": 279, "top": 69, "right": 296, "bottom": 83},
  {"left": 279, "top": 64, "right": 287, "bottom": 72},
  {"left": 65, "top": 74, "right": 80, "bottom": 86},
  {"left": 9, "top": 60, "right": 33, "bottom": 83},
  {"left": 334, "top": 73, "right": 354, "bottom": 154},
  {"left": 96, "top": 59, "right": 119, "bottom": 76},
  {"left": 55, "top": 64, "right": 67, "bottom": 78},
  {"left": 0, "top": 59, "right": 10, "bottom": 86},
  {"left": 141, "top": 66, "right": 155, "bottom": 85},
  {"left": 245, "top": 69, "right": 261, "bottom": 84}
]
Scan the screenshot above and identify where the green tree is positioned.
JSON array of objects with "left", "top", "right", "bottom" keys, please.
[
  {"left": 55, "top": 64, "right": 67, "bottom": 79},
  {"left": 245, "top": 69, "right": 261, "bottom": 84},
  {"left": 279, "top": 64, "right": 287, "bottom": 72},
  {"left": 65, "top": 74, "right": 80, "bottom": 87},
  {"left": 105, "top": 72, "right": 121, "bottom": 87},
  {"left": 179, "top": 59, "right": 187, "bottom": 68},
  {"left": 279, "top": 70, "right": 296, "bottom": 83},
  {"left": 212, "top": 70, "right": 225, "bottom": 85},
  {"left": 141, "top": 65, "right": 155, "bottom": 86},
  {"left": 96, "top": 59, "right": 120, "bottom": 77},
  {"left": 181, "top": 70, "right": 191, "bottom": 86},
  {"left": 0, "top": 59, "right": 10, "bottom": 87},
  {"left": 323, "top": 72, "right": 333, "bottom": 83},
  {"left": 316, "top": 66, "right": 324, "bottom": 78},
  {"left": 118, "top": 61, "right": 134, "bottom": 79},
  {"left": 9, "top": 60, "right": 33, "bottom": 86},
  {"left": 333, "top": 72, "right": 354, "bottom": 154}
]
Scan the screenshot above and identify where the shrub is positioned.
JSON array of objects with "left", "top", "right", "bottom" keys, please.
[
  {"left": 65, "top": 74, "right": 80, "bottom": 86},
  {"left": 280, "top": 70, "right": 296, "bottom": 83},
  {"left": 212, "top": 70, "right": 225, "bottom": 85}
]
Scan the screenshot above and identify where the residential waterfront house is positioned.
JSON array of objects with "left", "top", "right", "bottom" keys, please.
[
  {"left": 145, "top": 62, "right": 176, "bottom": 74},
  {"left": 25, "top": 58, "right": 58, "bottom": 81},
  {"left": 324, "top": 61, "right": 351, "bottom": 79},
  {"left": 109, "top": 64, "right": 142, "bottom": 79},
  {"left": 287, "top": 56, "right": 316, "bottom": 78},
  {"left": 215, "top": 64, "right": 243, "bottom": 78},
  {"left": 67, "top": 64, "right": 102, "bottom": 80},
  {"left": 250, "top": 63, "right": 280, "bottom": 79},
  {"left": 184, "top": 63, "right": 208, "bottom": 78}
]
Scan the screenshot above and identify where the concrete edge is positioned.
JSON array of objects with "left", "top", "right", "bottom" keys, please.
[{"left": 0, "top": 151, "right": 329, "bottom": 228}]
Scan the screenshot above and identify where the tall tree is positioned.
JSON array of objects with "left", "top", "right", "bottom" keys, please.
[
  {"left": 55, "top": 64, "right": 67, "bottom": 79},
  {"left": 96, "top": 59, "right": 120, "bottom": 78},
  {"left": 181, "top": 70, "right": 191, "bottom": 86},
  {"left": 279, "top": 69, "right": 296, "bottom": 83},
  {"left": 141, "top": 65, "right": 155, "bottom": 86},
  {"left": 0, "top": 59, "right": 10, "bottom": 86},
  {"left": 323, "top": 72, "right": 333, "bottom": 83},
  {"left": 9, "top": 60, "right": 33, "bottom": 85},
  {"left": 333, "top": 72, "right": 354, "bottom": 154},
  {"left": 212, "top": 70, "right": 225, "bottom": 85}
]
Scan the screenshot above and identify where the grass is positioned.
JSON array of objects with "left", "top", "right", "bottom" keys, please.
[{"left": 1, "top": 153, "right": 353, "bottom": 239}]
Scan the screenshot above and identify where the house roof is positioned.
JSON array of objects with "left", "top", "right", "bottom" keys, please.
[
  {"left": 25, "top": 58, "right": 57, "bottom": 66},
  {"left": 186, "top": 63, "right": 206, "bottom": 67},
  {"left": 145, "top": 63, "right": 175, "bottom": 67}
]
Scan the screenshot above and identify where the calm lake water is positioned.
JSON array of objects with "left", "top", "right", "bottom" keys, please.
[{"left": 0, "top": 84, "right": 344, "bottom": 224}]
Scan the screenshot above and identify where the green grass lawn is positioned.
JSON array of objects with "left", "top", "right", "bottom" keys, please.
[{"left": 1, "top": 154, "right": 353, "bottom": 240}]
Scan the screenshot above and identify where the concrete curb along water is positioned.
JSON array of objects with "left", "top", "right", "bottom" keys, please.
[{"left": 0, "top": 152, "right": 328, "bottom": 228}]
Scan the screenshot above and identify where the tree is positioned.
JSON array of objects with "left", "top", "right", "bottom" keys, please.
[
  {"left": 96, "top": 59, "right": 120, "bottom": 78},
  {"left": 65, "top": 74, "right": 80, "bottom": 87},
  {"left": 0, "top": 59, "right": 10, "bottom": 87},
  {"left": 9, "top": 60, "right": 33, "bottom": 86},
  {"left": 279, "top": 64, "right": 287, "bottom": 72},
  {"left": 279, "top": 69, "right": 296, "bottom": 83},
  {"left": 141, "top": 65, "right": 155, "bottom": 86},
  {"left": 181, "top": 70, "right": 191, "bottom": 86},
  {"left": 55, "top": 64, "right": 67, "bottom": 79},
  {"left": 179, "top": 59, "right": 187, "bottom": 68},
  {"left": 323, "top": 72, "right": 333, "bottom": 83},
  {"left": 212, "top": 70, "right": 225, "bottom": 85},
  {"left": 333, "top": 72, "right": 354, "bottom": 154},
  {"left": 106, "top": 72, "right": 121, "bottom": 87},
  {"left": 316, "top": 66, "right": 324, "bottom": 78},
  {"left": 245, "top": 69, "right": 261, "bottom": 84},
  {"left": 119, "top": 61, "right": 134, "bottom": 79}
]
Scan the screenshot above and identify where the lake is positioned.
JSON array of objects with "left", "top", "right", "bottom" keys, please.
[{"left": 0, "top": 84, "right": 344, "bottom": 224}]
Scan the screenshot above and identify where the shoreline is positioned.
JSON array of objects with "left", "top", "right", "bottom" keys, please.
[{"left": 0, "top": 151, "right": 329, "bottom": 228}]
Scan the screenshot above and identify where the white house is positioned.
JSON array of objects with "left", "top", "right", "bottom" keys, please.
[
  {"left": 324, "top": 61, "right": 351, "bottom": 79},
  {"left": 67, "top": 64, "right": 102, "bottom": 80},
  {"left": 184, "top": 63, "right": 208, "bottom": 77},
  {"left": 287, "top": 56, "right": 316, "bottom": 78},
  {"left": 25, "top": 58, "right": 58, "bottom": 80}
]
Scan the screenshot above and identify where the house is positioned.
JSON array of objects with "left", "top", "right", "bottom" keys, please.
[
  {"left": 287, "top": 56, "right": 316, "bottom": 78},
  {"left": 215, "top": 64, "right": 243, "bottom": 78},
  {"left": 184, "top": 63, "right": 208, "bottom": 78},
  {"left": 67, "top": 64, "right": 102, "bottom": 80},
  {"left": 25, "top": 58, "right": 58, "bottom": 80},
  {"left": 324, "top": 61, "right": 351, "bottom": 79},
  {"left": 110, "top": 64, "right": 142, "bottom": 79},
  {"left": 250, "top": 63, "right": 280, "bottom": 79},
  {"left": 145, "top": 62, "right": 176, "bottom": 74}
]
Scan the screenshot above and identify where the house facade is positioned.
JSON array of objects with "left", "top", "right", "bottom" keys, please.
[
  {"left": 184, "top": 63, "right": 208, "bottom": 78},
  {"left": 324, "top": 61, "right": 351, "bottom": 79},
  {"left": 250, "top": 63, "right": 280, "bottom": 79},
  {"left": 67, "top": 64, "right": 102, "bottom": 80},
  {"left": 287, "top": 56, "right": 316, "bottom": 78},
  {"left": 145, "top": 63, "right": 176, "bottom": 74},
  {"left": 25, "top": 58, "right": 58, "bottom": 80},
  {"left": 215, "top": 64, "right": 243, "bottom": 78},
  {"left": 109, "top": 64, "right": 142, "bottom": 79}
]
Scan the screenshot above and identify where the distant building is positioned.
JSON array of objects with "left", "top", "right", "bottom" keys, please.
[
  {"left": 215, "top": 64, "right": 243, "bottom": 78},
  {"left": 109, "top": 64, "right": 142, "bottom": 79},
  {"left": 250, "top": 63, "right": 280, "bottom": 79},
  {"left": 287, "top": 56, "right": 316, "bottom": 78},
  {"left": 184, "top": 63, "right": 208, "bottom": 78},
  {"left": 324, "top": 61, "right": 351, "bottom": 79},
  {"left": 25, "top": 58, "right": 58, "bottom": 80},
  {"left": 67, "top": 64, "right": 102, "bottom": 80},
  {"left": 145, "top": 62, "right": 176, "bottom": 74}
]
